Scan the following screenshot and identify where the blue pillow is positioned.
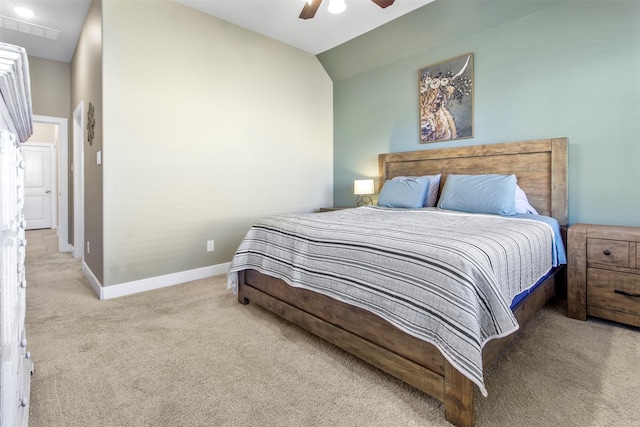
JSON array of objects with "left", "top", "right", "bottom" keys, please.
[
  {"left": 437, "top": 174, "right": 517, "bottom": 216},
  {"left": 391, "top": 174, "right": 441, "bottom": 207},
  {"left": 377, "top": 178, "right": 430, "bottom": 209}
]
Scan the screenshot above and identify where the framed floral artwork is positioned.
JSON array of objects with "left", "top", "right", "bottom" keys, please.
[{"left": 419, "top": 53, "right": 473, "bottom": 143}]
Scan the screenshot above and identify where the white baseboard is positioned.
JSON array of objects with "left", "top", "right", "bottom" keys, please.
[
  {"left": 82, "top": 262, "right": 231, "bottom": 300},
  {"left": 82, "top": 261, "right": 103, "bottom": 298},
  {"left": 56, "top": 228, "right": 71, "bottom": 253},
  {"left": 70, "top": 244, "right": 82, "bottom": 259}
]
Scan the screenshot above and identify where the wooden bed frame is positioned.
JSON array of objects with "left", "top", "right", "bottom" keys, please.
[{"left": 236, "top": 138, "right": 568, "bottom": 427}]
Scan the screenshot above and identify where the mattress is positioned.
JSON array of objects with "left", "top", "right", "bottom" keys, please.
[{"left": 228, "top": 207, "right": 566, "bottom": 395}]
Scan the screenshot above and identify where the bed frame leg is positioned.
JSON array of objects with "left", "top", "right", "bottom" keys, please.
[
  {"left": 444, "top": 361, "right": 475, "bottom": 427},
  {"left": 237, "top": 271, "right": 249, "bottom": 305}
]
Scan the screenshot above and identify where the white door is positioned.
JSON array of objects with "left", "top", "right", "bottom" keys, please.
[{"left": 22, "top": 144, "right": 53, "bottom": 229}]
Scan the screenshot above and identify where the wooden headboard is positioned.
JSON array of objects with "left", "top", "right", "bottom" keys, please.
[{"left": 378, "top": 138, "right": 568, "bottom": 226}]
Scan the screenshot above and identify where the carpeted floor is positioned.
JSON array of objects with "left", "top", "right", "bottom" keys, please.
[{"left": 24, "top": 246, "right": 640, "bottom": 426}]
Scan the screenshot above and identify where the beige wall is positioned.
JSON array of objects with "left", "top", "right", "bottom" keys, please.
[
  {"left": 71, "top": 0, "right": 103, "bottom": 282},
  {"left": 27, "top": 57, "right": 70, "bottom": 234},
  {"left": 28, "top": 122, "right": 57, "bottom": 144},
  {"left": 27, "top": 56, "right": 70, "bottom": 119},
  {"left": 101, "top": 1, "right": 333, "bottom": 286}
]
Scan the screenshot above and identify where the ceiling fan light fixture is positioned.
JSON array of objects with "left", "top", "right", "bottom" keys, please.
[
  {"left": 14, "top": 6, "right": 35, "bottom": 19},
  {"left": 327, "top": 0, "right": 347, "bottom": 14}
]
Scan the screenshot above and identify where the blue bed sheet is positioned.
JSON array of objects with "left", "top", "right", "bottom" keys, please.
[{"left": 510, "top": 214, "right": 566, "bottom": 309}]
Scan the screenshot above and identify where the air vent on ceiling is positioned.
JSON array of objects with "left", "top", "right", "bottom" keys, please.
[{"left": 0, "top": 15, "right": 61, "bottom": 41}]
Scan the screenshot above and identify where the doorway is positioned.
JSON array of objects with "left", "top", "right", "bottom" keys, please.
[
  {"left": 72, "top": 102, "right": 84, "bottom": 260},
  {"left": 29, "top": 115, "right": 69, "bottom": 252}
]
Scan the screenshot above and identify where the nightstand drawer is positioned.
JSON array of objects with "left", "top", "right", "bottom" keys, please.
[
  {"left": 587, "top": 238, "right": 629, "bottom": 268},
  {"left": 587, "top": 268, "right": 640, "bottom": 316}
]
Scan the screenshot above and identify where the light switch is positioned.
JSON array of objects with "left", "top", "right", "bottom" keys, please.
[{"left": 97, "top": 150, "right": 102, "bottom": 165}]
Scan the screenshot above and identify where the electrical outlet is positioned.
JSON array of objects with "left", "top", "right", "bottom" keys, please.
[
  {"left": 87, "top": 241, "right": 90, "bottom": 254},
  {"left": 206, "top": 240, "right": 214, "bottom": 252}
]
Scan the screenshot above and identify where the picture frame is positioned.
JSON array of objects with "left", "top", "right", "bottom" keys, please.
[{"left": 419, "top": 53, "right": 473, "bottom": 144}]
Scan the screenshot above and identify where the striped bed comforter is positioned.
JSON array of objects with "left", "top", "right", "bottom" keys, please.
[{"left": 227, "top": 207, "right": 558, "bottom": 396}]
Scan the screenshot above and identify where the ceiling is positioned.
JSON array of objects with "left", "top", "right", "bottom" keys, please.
[
  {"left": 0, "top": 0, "right": 92, "bottom": 63},
  {"left": 0, "top": 0, "right": 433, "bottom": 63},
  {"left": 174, "top": 0, "right": 434, "bottom": 55}
]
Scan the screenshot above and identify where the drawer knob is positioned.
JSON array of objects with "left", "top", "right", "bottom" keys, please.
[
  {"left": 614, "top": 289, "right": 640, "bottom": 298},
  {"left": 603, "top": 250, "right": 611, "bottom": 256}
]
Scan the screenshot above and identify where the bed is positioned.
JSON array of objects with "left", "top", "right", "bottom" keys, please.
[{"left": 228, "top": 138, "right": 568, "bottom": 427}]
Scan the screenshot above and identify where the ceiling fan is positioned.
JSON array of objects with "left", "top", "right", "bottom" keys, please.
[{"left": 299, "top": 0, "right": 395, "bottom": 20}]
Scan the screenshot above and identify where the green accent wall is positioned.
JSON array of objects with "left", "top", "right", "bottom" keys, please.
[{"left": 320, "top": 0, "right": 640, "bottom": 227}]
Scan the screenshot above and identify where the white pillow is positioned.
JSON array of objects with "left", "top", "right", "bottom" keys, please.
[
  {"left": 515, "top": 185, "right": 538, "bottom": 214},
  {"left": 391, "top": 174, "right": 441, "bottom": 207}
]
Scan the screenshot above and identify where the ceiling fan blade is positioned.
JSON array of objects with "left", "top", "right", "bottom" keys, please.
[
  {"left": 300, "top": 0, "right": 323, "bottom": 20},
  {"left": 371, "top": 0, "right": 395, "bottom": 8}
]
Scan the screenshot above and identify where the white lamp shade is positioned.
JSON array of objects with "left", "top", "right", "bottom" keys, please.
[{"left": 354, "top": 179, "right": 375, "bottom": 195}]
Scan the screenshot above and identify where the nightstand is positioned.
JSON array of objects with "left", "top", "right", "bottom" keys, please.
[{"left": 568, "top": 223, "right": 640, "bottom": 327}]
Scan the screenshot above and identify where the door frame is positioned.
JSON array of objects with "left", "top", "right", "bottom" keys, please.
[
  {"left": 72, "top": 102, "right": 85, "bottom": 260},
  {"left": 21, "top": 142, "right": 56, "bottom": 230},
  {"left": 32, "top": 114, "right": 69, "bottom": 252}
]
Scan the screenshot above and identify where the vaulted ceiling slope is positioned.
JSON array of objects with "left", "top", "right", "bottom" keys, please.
[
  {"left": 0, "top": 0, "right": 564, "bottom": 74},
  {"left": 0, "top": 0, "right": 433, "bottom": 63},
  {"left": 174, "top": 0, "right": 434, "bottom": 55},
  {"left": 317, "top": 0, "right": 566, "bottom": 82}
]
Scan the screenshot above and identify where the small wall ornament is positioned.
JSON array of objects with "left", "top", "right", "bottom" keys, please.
[{"left": 87, "top": 102, "right": 95, "bottom": 145}]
